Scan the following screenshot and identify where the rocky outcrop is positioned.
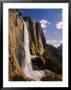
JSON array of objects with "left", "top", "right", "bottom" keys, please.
[
  {"left": 9, "top": 9, "right": 62, "bottom": 81},
  {"left": 23, "top": 17, "right": 46, "bottom": 57},
  {"left": 23, "top": 16, "right": 62, "bottom": 74},
  {"left": 9, "top": 9, "right": 27, "bottom": 80}
]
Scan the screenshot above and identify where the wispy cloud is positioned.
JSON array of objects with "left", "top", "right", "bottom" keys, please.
[
  {"left": 46, "top": 40, "right": 62, "bottom": 47},
  {"left": 40, "top": 19, "right": 50, "bottom": 30},
  {"left": 56, "top": 21, "right": 63, "bottom": 30}
]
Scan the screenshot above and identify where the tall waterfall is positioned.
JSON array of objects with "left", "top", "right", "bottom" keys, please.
[
  {"left": 22, "top": 20, "right": 44, "bottom": 80},
  {"left": 22, "top": 20, "right": 33, "bottom": 78}
]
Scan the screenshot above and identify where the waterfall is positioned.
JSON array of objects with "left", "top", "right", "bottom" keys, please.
[
  {"left": 22, "top": 20, "right": 33, "bottom": 78},
  {"left": 22, "top": 20, "right": 44, "bottom": 80}
]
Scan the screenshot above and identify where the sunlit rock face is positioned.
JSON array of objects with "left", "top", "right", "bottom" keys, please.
[
  {"left": 23, "top": 17, "right": 46, "bottom": 57},
  {"left": 9, "top": 9, "right": 27, "bottom": 80},
  {"left": 9, "top": 9, "right": 62, "bottom": 81},
  {"left": 23, "top": 16, "right": 62, "bottom": 74}
]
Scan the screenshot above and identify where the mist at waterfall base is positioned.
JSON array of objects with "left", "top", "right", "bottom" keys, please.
[{"left": 22, "top": 20, "right": 45, "bottom": 80}]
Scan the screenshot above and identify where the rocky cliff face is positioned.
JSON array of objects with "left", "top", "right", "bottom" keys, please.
[
  {"left": 9, "top": 9, "right": 62, "bottom": 81},
  {"left": 24, "top": 17, "right": 62, "bottom": 73},
  {"left": 23, "top": 17, "right": 46, "bottom": 61},
  {"left": 9, "top": 9, "right": 27, "bottom": 80}
]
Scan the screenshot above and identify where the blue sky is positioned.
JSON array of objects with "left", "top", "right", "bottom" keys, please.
[{"left": 20, "top": 9, "right": 62, "bottom": 47}]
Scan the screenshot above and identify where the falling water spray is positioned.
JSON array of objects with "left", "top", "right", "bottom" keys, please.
[
  {"left": 22, "top": 20, "right": 33, "bottom": 78},
  {"left": 22, "top": 20, "right": 44, "bottom": 80}
]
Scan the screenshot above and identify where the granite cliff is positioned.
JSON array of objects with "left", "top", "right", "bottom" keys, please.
[{"left": 9, "top": 9, "right": 62, "bottom": 81}]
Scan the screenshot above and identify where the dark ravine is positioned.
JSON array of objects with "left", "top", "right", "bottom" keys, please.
[{"left": 9, "top": 9, "right": 62, "bottom": 81}]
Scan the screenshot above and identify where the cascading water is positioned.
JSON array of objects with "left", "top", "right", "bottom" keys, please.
[
  {"left": 22, "top": 20, "right": 33, "bottom": 78},
  {"left": 22, "top": 20, "right": 44, "bottom": 80}
]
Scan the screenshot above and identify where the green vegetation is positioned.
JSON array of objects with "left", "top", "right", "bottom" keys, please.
[
  {"left": 11, "top": 75, "right": 27, "bottom": 81},
  {"left": 41, "top": 73, "right": 62, "bottom": 81}
]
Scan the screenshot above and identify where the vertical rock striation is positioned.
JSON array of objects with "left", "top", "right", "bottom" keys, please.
[{"left": 9, "top": 9, "right": 62, "bottom": 81}]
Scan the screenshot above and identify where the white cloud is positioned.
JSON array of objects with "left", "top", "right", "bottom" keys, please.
[
  {"left": 46, "top": 40, "right": 62, "bottom": 47},
  {"left": 56, "top": 21, "right": 63, "bottom": 30},
  {"left": 40, "top": 19, "right": 50, "bottom": 29}
]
